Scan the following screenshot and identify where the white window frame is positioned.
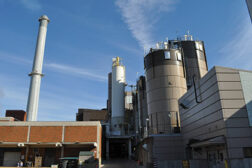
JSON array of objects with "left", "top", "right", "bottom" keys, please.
[
  {"left": 176, "top": 52, "right": 182, "bottom": 61},
  {"left": 164, "top": 51, "right": 170, "bottom": 59}
]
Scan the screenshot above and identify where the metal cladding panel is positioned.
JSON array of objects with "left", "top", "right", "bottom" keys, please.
[
  {"left": 239, "top": 71, "right": 252, "bottom": 126},
  {"left": 111, "top": 65, "right": 125, "bottom": 118},
  {"left": 145, "top": 49, "right": 187, "bottom": 134}
]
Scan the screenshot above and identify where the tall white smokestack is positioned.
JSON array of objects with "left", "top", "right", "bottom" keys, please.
[{"left": 26, "top": 15, "right": 50, "bottom": 121}]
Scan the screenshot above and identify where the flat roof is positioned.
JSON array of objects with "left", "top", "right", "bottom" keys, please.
[{"left": 0, "top": 121, "right": 101, "bottom": 126}]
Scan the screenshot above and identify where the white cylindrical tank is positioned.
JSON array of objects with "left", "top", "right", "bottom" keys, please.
[{"left": 111, "top": 57, "right": 126, "bottom": 135}]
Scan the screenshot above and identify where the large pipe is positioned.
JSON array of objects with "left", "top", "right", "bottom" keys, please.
[{"left": 26, "top": 15, "right": 50, "bottom": 121}]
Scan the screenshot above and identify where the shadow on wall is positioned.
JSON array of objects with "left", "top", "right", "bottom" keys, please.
[{"left": 223, "top": 99, "right": 252, "bottom": 168}]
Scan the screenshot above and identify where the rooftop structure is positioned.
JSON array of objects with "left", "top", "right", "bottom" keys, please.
[{"left": 76, "top": 108, "right": 108, "bottom": 123}]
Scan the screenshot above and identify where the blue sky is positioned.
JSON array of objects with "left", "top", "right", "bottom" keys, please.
[{"left": 0, "top": 0, "right": 251, "bottom": 121}]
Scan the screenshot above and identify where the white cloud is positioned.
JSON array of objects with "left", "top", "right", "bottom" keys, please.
[
  {"left": 45, "top": 63, "right": 107, "bottom": 82},
  {"left": 0, "top": 88, "right": 4, "bottom": 98},
  {"left": 218, "top": 17, "right": 252, "bottom": 70},
  {"left": 115, "top": 0, "right": 177, "bottom": 49},
  {"left": 20, "top": 0, "right": 42, "bottom": 11},
  {"left": 0, "top": 51, "right": 107, "bottom": 82},
  {"left": 0, "top": 50, "right": 32, "bottom": 65}
]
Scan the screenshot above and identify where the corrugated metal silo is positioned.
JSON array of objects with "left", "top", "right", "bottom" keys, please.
[
  {"left": 144, "top": 43, "right": 187, "bottom": 134},
  {"left": 181, "top": 40, "right": 208, "bottom": 89}
]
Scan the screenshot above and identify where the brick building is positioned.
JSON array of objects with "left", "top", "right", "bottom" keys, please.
[
  {"left": 0, "top": 121, "right": 102, "bottom": 167},
  {"left": 5, "top": 110, "right": 27, "bottom": 121},
  {"left": 76, "top": 109, "right": 108, "bottom": 123}
]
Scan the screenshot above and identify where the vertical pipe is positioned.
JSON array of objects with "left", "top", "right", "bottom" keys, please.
[{"left": 26, "top": 15, "right": 50, "bottom": 121}]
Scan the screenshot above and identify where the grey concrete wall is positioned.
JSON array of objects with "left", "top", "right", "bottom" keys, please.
[{"left": 152, "top": 135, "right": 185, "bottom": 160}]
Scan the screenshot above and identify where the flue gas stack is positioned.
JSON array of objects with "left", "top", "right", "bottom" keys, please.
[{"left": 26, "top": 15, "right": 50, "bottom": 121}]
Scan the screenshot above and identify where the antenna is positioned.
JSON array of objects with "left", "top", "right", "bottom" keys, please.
[
  {"left": 187, "top": 30, "right": 193, "bottom": 41},
  {"left": 176, "top": 30, "right": 179, "bottom": 40},
  {"left": 187, "top": 30, "right": 190, "bottom": 36}
]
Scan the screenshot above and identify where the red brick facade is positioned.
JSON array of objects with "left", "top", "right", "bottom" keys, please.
[
  {"left": 0, "top": 126, "right": 28, "bottom": 142},
  {"left": 29, "top": 126, "right": 62, "bottom": 142},
  {"left": 0, "top": 125, "right": 99, "bottom": 143},
  {"left": 64, "top": 126, "right": 97, "bottom": 142},
  {"left": 0, "top": 122, "right": 102, "bottom": 166}
]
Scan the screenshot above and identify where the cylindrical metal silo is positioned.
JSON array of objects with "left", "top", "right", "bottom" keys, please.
[
  {"left": 144, "top": 43, "right": 187, "bottom": 134},
  {"left": 111, "top": 57, "right": 126, "bottom": 135},
  {"left": 181, "top": 40, "right": 208, "bottom": 89}
]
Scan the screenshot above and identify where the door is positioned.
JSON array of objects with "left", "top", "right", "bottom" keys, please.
[
  {"left": 43, "top": 148, "right": 56, "bottom": 167},
  {"left": 207, "top": 150, "right": 225, "bottom": 168},
  {"left": 3, "top": 152, "right": 21, "bottom": 166}
]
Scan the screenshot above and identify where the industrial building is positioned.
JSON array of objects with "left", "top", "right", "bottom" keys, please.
[
  {"left": 0, "top": 15, "right": 103, "bottom": 167},
  {"left": 0, "top": 121, "right": 102, "bottom": 167},
  {"left": 134, "top": 35, "right": 209, "bottom": 167},
  {"left": 1, "top": 10, "right": 252, "bottom": 168},
  {"left": 179, "top": 66, "right": 252, "bottom": 168},
  {"left": 76, "top": 108, "right": 108, "bottom": 123},
  {"left": 77, "top": 60, "right": 136, "bottom": 161},
  {"left": 134, "top": 76, "right": 148, "bottom": 140},
  {"left": 5, "top": 110, "right": 27, "bottom": 121},
  {"left": 134, "top": 33, "right": 252, "bottom": 168},
  {"left": 104, "top": 57, "right": 134, "bottom": 161}
]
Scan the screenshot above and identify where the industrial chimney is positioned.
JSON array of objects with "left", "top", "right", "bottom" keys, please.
[{"left": 26, "top": 15, "right": 50, "bottom": 121}]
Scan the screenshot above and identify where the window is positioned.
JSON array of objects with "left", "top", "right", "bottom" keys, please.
[
  {"left": 126, "top": 95, "right": 132, "bottom": 104},
  {"left": 244, "top": 147, "right": 252, "bottom": 158},
  {"left": 164, "top": 51, "right": 170, "bottom": 59},
  {"left": 176, "top": 52, "right": 182, "bottom": 61},
  {"left": 195, "top": 42, "right": 203, "bottom": 51}
]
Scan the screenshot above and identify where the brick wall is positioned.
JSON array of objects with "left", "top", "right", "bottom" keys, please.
[
  {"left": 0, "top": 126, "right": 28, "bottom": 142},
  {"left": 64, "top": 126, "right": 97, "bottom": 142},
  {"left": 30, "top": 126, "right": 62, "bottom": 142}
]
